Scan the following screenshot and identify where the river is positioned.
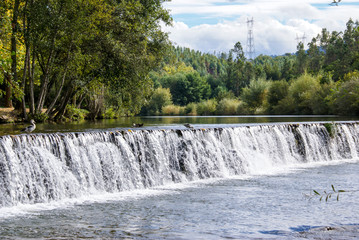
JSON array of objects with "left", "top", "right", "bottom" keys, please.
[{"left": 0, "top": 117, "right": 358, "bottom": 239}]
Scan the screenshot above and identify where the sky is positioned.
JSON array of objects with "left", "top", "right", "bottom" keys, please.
[{"left": 162, "top": 0, "right": 359, "bottom": 57}]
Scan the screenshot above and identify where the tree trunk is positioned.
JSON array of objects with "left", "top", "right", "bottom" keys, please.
[
  {"left": 54, "top": 88, "right": 73, "bottom": 121},
  {"left": 46, "top": 68, "right": 68, "bottom": 116},
  {"left": 4, "top": 74, "right": 13, "bottom": 108},
  {"left": 36, "top": 51, "right": 54, "bottom": 114},
  {"left": 29, "top": 49, "right": 35, "bottom": 114},
  {"left": 21, "top": 0, "right": 30, "bottom": 120},
  {"left": 21, "top": 45, "right": 30, "bottom": 120},
  {"left": 10, "top": 0, "right": 20, "bottom": 109}
]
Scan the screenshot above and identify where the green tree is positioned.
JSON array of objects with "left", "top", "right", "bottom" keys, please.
[
  {"left": 240, "top": 78, "right": 269, "bottom": 112},
  {"left": 9, "top": 0, "right": 172, "bottom": 120},
  {"left": 307, "top": 37, "right": 324, "bottom": 74},
  {"left": 162, "top": 72, "right": 211, "bottom": 106},
  {"left": 267, "top": 80, "right": 289, "bottom": 114},
  {"left": 287, "top": 73, "right": 321, "bottom": 114},
  {"left": 295, "top": 42, "right": 308, "bottom": 75},
  {"left": 142, "top": 87, "right": 172, "bottom": 115},
  {"left": 329, "top": 73, "right": 359, "bottom": 115}
]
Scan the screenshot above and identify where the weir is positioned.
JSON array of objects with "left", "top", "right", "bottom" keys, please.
[{"left": 0, "top": 122, "right": 358, "bottom": 208}]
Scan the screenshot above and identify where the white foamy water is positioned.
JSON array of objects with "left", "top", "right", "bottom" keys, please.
[{"left": 0, "top": 122, "right": 358, "bottom": 209}]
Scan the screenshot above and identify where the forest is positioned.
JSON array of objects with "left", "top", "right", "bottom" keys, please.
[
  {"left": 142, "top": 19, "right": 359, "bottom": 117},
  {"left": 1, "top": 0, "right": 359, "bottom": 122}
]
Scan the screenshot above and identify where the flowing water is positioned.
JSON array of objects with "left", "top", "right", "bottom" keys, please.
[{"left": 0, "top": 121, "right": 359, "bottom": 239}]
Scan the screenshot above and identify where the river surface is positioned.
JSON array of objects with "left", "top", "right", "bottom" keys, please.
[{"left": 0, "top": 160, "right": 358, "bottom": 239}]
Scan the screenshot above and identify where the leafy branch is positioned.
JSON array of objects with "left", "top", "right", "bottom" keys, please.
[{"left": 312, "top": 185, "right": 346, "bottom": 201}]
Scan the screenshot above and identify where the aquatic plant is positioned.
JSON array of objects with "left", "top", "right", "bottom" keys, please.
[{"left": 323, "top": 122, "right": 335, "bottom": 138}]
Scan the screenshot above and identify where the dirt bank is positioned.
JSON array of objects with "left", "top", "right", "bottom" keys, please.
[{"left": 0, "top": 108, "right": 23, "bottom": 123}]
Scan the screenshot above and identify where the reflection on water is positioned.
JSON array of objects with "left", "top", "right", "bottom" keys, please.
[{"left": 1, "top": 115, "right": 358, "bottom": 136}]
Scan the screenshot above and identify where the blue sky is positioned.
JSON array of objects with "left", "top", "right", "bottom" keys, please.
[{"left": 162, "top": 0, "right": 359, "bottom": 57}]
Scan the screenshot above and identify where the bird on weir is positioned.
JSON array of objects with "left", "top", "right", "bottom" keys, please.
[
  {"left": 21, "top": 119, "right": 36, "bottom": 133},
  {"left": 132, "top": 123, "right": 144, "bottom": 127},
  {"left": 330, "top": 0, "right": 341, "bottom": 6},
  {"left": 184, "top": 123, "right": 194, "bottom": 129}
]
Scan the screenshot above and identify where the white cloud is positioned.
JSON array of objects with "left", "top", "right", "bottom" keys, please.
[{"left": 163, "top": 0, "right": 359, "bottom": 56}]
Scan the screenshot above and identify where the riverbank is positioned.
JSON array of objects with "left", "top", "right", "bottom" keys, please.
[{"left": 0, "top": 108, "right": 22, "bottom": 123}]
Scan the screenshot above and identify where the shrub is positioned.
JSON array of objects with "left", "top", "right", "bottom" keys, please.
[
  {"left": 141, "top": 87, "right": 172, "bottom": 115},
  {"left": 102, "top": 107, "right": 118, "bottom": 119},
  {"left": 196, "top": 99, "right": 217, "bottom": 115},
  {"left": 27, "top": 112, "right": 48, "bottom": 123},
  {"left": 185, "top": 103, "right": 197, "bottom": 116},
  {"left": 267, "top": 80, "right": 289, "bottom": 113},
  {"left": 287, "top": 73, "right": 321, "bottom": 114},
  {"left": 323, "top": 122, "right": 335, "bottom": 138},
  {"left": 161, "top": 104, "right": 185, "bottom": 115},
  {"left": 329, "top": 74, "right": 359, "bottom": 115},
  {"left": 64, "top": 104, "right": 89, "bottom": 121},
  {"left": 240, "top": 78, "right": 269, "bottom": 112},
  {"left": 217, "top": 98, "right": 241, "bottom": 115}
]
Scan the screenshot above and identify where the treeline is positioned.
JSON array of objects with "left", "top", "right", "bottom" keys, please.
[
  {"left": 1, "top": 0, "right": 358, "bottom": 122},
  {"left": 0, "top": 0, "right": 171, "bottom": 121},
  {"left": 141, "top": 19, "right": 359, "bottom": 116}
]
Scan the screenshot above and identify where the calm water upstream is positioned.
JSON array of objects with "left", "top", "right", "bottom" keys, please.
[
  {"left": 0, "top": 118, "right": 359, "bottom": 239},
  {"left": 1, "top": 115, "right": 358, "bottom": 136}
]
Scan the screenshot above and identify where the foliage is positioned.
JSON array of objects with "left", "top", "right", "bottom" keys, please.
[
  {"left": 323, "top": 122, "right": 335, "bottom": 138},
  {"left": 141, "top": 87, "right": 172, "bottom": 115},
  {"left": 312, "top": 185, "right": 347, "bottom": 202},
  {"left": 64, "top": 104, "right": 89, "bottom": 121},
  {"left": 185, "top": 102, "right": 197, "bottom": 116},
  {"left": 144, "top": 19, "right": 359, "bottom": 117},
  {"left": 216, "top": 98, "right": 241, "bottom": 115},
  {"left": 196, "top": 99, "right": 217, "bottom": 115},
  {"left": 102, "top": 107, "right": 118, "bottom": 119},
  {"left": 267, "top": 80, "right": 289, "bottom": 114},
  {"left": 161, "top": 104, "right": 185, "bottom": 115},
  {"left": 27, "top": 113, "right": 48, "bottom": 123},
  {"left": 160, "top": 72, "right": 211, "bottom": 106},
  {"left": 0, "top": 0, "right": 172, "bottom": 120},
  {"left": 240, "top": 78, "right": 269, "bottom": 112},
  {"left": 1, "top": 5, "right": 359, "bottom": 120},
  {"left": 287, "top": 73, "right": 321, "bottom": 114},
  {"left": 329, "top": 74, "right": 359, "bottom": 115}
]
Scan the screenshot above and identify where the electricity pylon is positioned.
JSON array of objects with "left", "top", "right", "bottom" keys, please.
[{"left": 246, "top": 17, "right": 255, "bottom": 60}]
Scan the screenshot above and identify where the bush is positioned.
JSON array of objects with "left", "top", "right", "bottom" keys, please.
[
  {"left": 27, "top": 112, "right": 48, "bottom": 123},
  {"left": 142, "top": 87, "right": 172, "bottom": 115},
  {"left": 329, "top": 74, "right": 359, "bottom": 115},
  {"left": 196, "top": 99, "right": 217, "bottom": 115},
  {"left": 287, "top": 73, "right": 321, "bottom": 114},
  {"left": 267, "top": 80, "right": 289, "bottom": 113},
  {"left": 185, "top": 103, "right": 197, "bottom": 116},
  {"left": 237, "top": 101, "right": 252, "bottom": 115},
  {"left": 161, "top": 104, "right": 185, "bottom": 115},
  {"left": 217, "top": 98, "right": 241, "bottom": 115},
  {"left": 64, "top": 104, "right": 89, "bottom": 121},
  {"left": 323, "top": 122, "right": 335, "bottom": 138},
  {"left": 240, "top": 78, "right": 269, "bottom": 113},
  {"left": 213, "top": 86, "right": 235, "bottom": 101},
  {"left": 102, "top": 107, "right": 118, "bottom": 119}
]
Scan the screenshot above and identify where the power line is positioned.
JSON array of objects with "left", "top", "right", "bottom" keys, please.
[{"left": 246, "top": 17, "right": 255, "bottom": 60}]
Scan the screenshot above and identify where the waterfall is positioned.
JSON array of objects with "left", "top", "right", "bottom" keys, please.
[{"left": 0, "top": 122, "right": 358, "bottom": 207}]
